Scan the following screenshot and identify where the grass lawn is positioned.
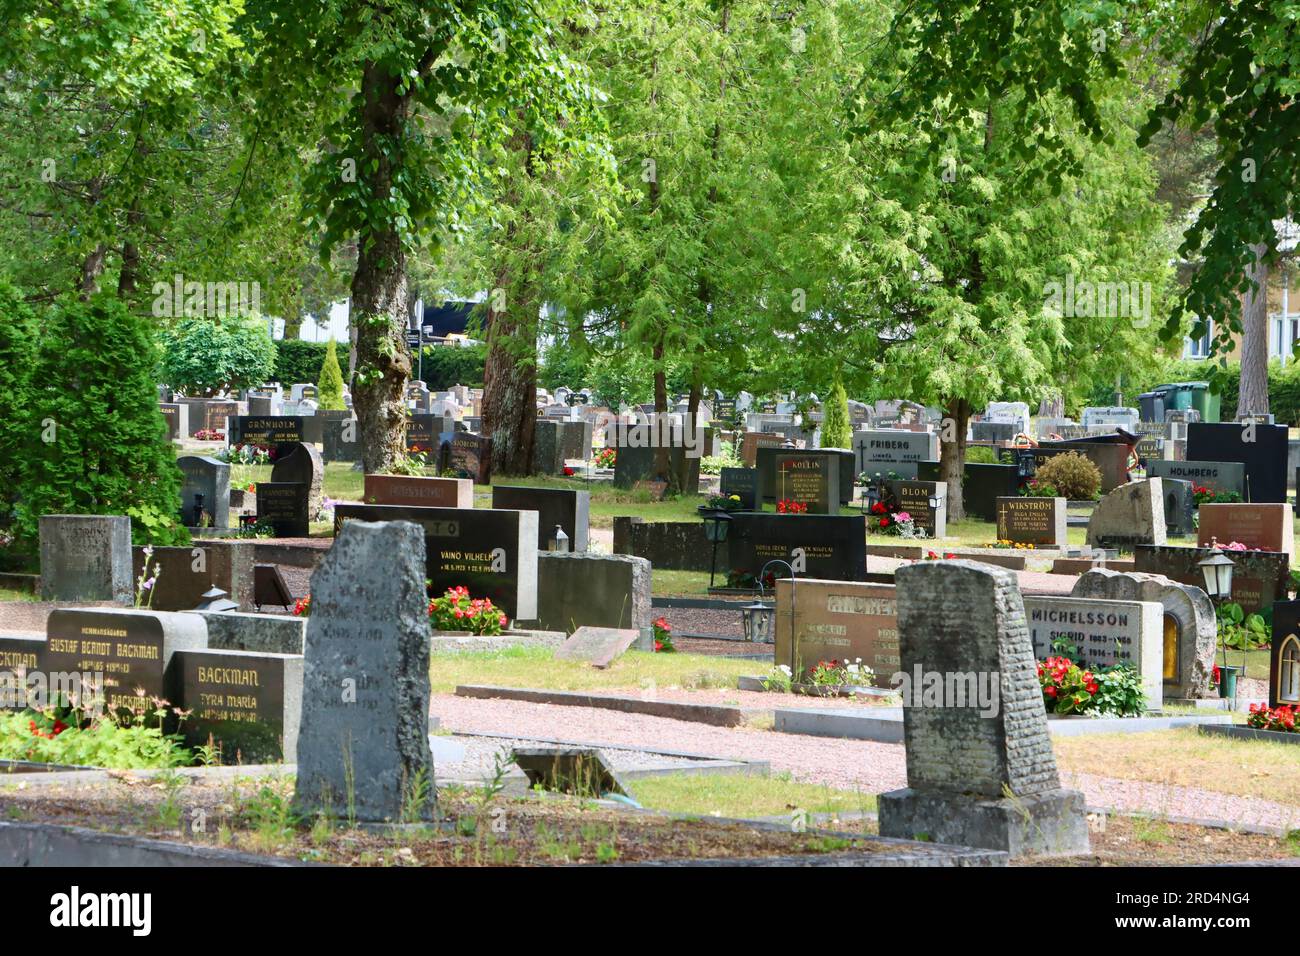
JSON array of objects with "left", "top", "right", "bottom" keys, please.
[
  {"left": 652, "top": 569, "right": 715, "bottom": 596},
  {"left": 429, "top": 645, "right": 753, "bottom": 695},
  {"left": 1054, "top": 726, "right": 1300, "bottom": 808},
  {"left": 0, "top": 588, "right": 36, "bottom": 603},
  {"left": 632, "top": 771, "right": 877, "bottom": 820}
]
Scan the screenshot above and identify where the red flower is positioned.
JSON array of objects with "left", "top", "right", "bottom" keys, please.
[{"left": 1045, "top": 686, "right": 1057, "bottom": 697}]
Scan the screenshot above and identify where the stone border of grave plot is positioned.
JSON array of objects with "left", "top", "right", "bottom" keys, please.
[
  {"left": 736, "top": 674, "right": 896, "bottom": 699},
  {"left": 430, "top": 629, "right": 567, "bottom": 654},
  {"left": 455, "top": 684, "right": 748, "bottom": 727},
  {"left": 458, "top": 728, "right": 771, "bottom": 776},
  {"left": 1198, "top": 724, "right": 1300, "bottom": 746},
  {"left": 0, "top": 820, "right": 309, "bottom": 867},
  {"left": 773, "top": 707, "right": 1235, "bottom": 742}
]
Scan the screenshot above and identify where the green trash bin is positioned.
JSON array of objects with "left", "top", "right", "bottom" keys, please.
[
  {"left": 1184, "top": 381, "right": 1220, "bottom": 423},
  {"left": 1163, "top": 383, "right": 1194, "bottom": 411}
]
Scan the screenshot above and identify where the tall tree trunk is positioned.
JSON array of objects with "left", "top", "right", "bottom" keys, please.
[
  {"left": 652, "top": 333, "right": 677, "bottom": 493},
  {"left": 79, "top": 244, "right": 107, "bottom": 299},
  {"left": 940, "top": 396, "right": 969, "bottom": 522},
  {"left": 675, "top": 367, "right": 703, "bottom": 493},
  {"left": 481, "top": 265, "right": 538, "bottom": 476},
  {"left": 1238, "top": 242, "right": 1270, "bottom": 417},
  {"left": 351, "top": 62, "right": 413, "bottom": 474}
]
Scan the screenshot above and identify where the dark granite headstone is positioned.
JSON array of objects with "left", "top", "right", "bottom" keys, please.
[
  {"left": 406, "top": 414, "right": 452, "bottom": 455},
  {"left": 167, "top": 649, "right": 302, "bottom": 763},
  {"left": 1187, "top": 421, "right": 1289, "bottom": 502},
  {"left": 158, "top": 403, "right": 188, "bottom": 440},
  {"left": 177, "top": 455, "right": 230, "bottom": 529},
  {"left": 322, "top": 417, "right": 359, "bottom": 462},
  {"left": 917, "top": 461, "right": 1021, "bottom": 522},
  {"left": 228, "top": 416, "right": 305, "bottom": 445},
  {"left": 726, "top": 513, "right": 866, "bottom": 583},
  {"left": 772, "top": 451, "right": 839, "bottom": 515},
  {"left": 256, "top": 482, "right": 310, "bottom": 537},
  {"left": 439, "top": 433, "right": 492, "bottom": 484},
  {"left": 491, "top": 486, "right": 590, "bottom": 551},
  {"left": 995, "top": 496, "right": 1067, "bottom": 546},
  {"left": 1162, "top": 478, "right": 1196, "bottom": 536},
  {"left": 1135, "top": 544, "right": 1289, "bottom": 614},
  {"left": 293, "top": 520, "right": 433, "bottom": 822},
  {"left": 270, "top": 442, "right": 323, "bottom": 521},
  {"left": 0, "top": 636, "right": 43, "bottom": 711},
  {"left": 719, "top": 467, "right": 758, "bottom": 511},
  {"left": 887, "top": 479, "right": 947, "bottom": 537}
]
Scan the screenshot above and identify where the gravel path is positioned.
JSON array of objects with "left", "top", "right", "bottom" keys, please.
[
  {"left": 0, "top": 600, "right": 119, "bottom": 636},
  {"left": 433, "top": 693, "right": 1300, "bottom": 826}
]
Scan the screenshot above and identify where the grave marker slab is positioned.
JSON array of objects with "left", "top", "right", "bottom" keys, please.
[
  {"left": 38, "top": 515, "right": 132, "bottom": 604},
  {"left": 255, "top": 482, "right": 310, "bottom": 537},
  {"left": 364, "top": 474, "right": 473, "bottom": 509},
  {"left": 852, "top": 430, "right": 938, "bottom": 480},
  {"left": 726, "top": 513, "right": 866, "bottom": 583},
  {"left": 1135, "top": 544, "right": 1289, "bottom": 614},
  {"left": 167, "top": 649, "right": 302, "bottom": 763},
  {"left": 888, "top": 480, "right": 947, "bottom": 537},
  {"left": 1270, "top": 600, "right": 1300, "bottom": 708},
  {"left": 440, "top": 433, "right": 492, "bottom": 484},
  {"left": 1146, "top": 459, "right": 1245, "bottom": 497},
  {"left": 553, "top": 626, "right": 639, "bottom": 668},
  {"left": 0, "top": 636, "right": 42, "bottom": 711},
  {"left": 1197, "top": 502, "right": 1294, "bottom": 555},
  {"left": 293, "top": 520, "right": 433, "bottom": 822},
  {"left": 719, "top": 467, "right": 758, "bottom": 511},
  {"left": 492, "top": 486, "right": 590, "bottom": 551},
  {"left": 177, "top": 455, "right": 230, "bottom": 530},
  {"left": 774, "top": 578, "right": 898, "bottom": 679},
  {"left": 270, "top": 442, "right": 323, "bottom": 522},
  {"left": 995, "top": 496, "right": 1067, "bottom": 547},
  {"left": 1086, "top": 479, "right": 1166, "bottom": 551},
  {"left": 228, "top": 416, "right": 305, "bottom": 445},
  {"left": 158, "top": 403, "right": 188, "bottom": 441},
  {"left": 1187, "top": 421, "right": 1289, "bottom": 502},
  {"left": 773, "top": 452, "right": 839, "bottom": 515}
]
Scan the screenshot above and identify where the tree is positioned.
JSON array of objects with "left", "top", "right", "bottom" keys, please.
[
  {"left": 239, "top": 0, "right": 605, "bottom": 473},
  {"left": 0, "top": 281, "right": 36, "bottom": 524},
  {"left": 822, "top": 373, "right": 851, "bottom": 450},
  {"left": 159, "top": 317, "right": 277, "bottom": 396},
  {"left": 317, "top": 336, "right": 346, "bottom": 410},
  {"left": 17, "top": 296, "right": 187, "bottom": 545}
]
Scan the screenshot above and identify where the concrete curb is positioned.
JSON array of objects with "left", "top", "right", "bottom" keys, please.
[
  {"left": 0, "top": 821, "right": 307, "bottom": 867},
  {"left": 1199, "top": 723, "right": 1300, "bottom": 746},
  {"left": 455, "top": 684, "right": 750, "bottom": 727}
]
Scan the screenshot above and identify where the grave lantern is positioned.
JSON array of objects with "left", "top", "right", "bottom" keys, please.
[
  {"left": 1197, "top": 547, "right": 1235, "bottom": 601},
  {"left": 741, "top": 600, "right": 775, "bottom": 644},
  {"left": 700, "top": 510, "right": 732, "bottom": 589},
  {"left": 194, "top": 586, "right": 239, "bottom": 613},
  {"left": 548, "top": 525, "right": 570, "bottom": 553}
]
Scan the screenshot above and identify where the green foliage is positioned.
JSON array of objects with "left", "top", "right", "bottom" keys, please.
[
  {"left": 822, "top": 374, "right": 851, "bottom": 450},
  {"left": 317, "top": 336, "right": 346, "bottom": 410},
  {"left": 17, "top": 295, "right": 188, "bottom": 546},
  {"left": 1217, "top": 602, "right": 1269, "bottom": 652},
  {"left": 1031, "top": 452, "right": 1101, "bottom": 502},
  {"left": 159, "top": 317, "right": 277, "bottom": 396},
  {"left": 1, "top": 706, "right": 193, "bottom": 770},
  {"left": 274, "top": 339, "right": 328, "bottom": 387},
  {"left": 964, "top": 446, "right": 999, "bottom": 465},
  {"left": 415, "top": 343, "right": 486, "bottom": 391},
  {"left": 0, "top": 281, "right": 36, "bottom": 520}
]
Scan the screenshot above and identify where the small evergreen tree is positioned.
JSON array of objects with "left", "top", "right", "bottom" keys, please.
[
  {"left": 18, "top": 296, "right": 188, "bottom": 545},
  {"left": 822, "top": 372, "right": 852, "bottom": 449},
  {"left": 317, "top": 336, "right": 346, "bottom": 410},
  {"left": 0, "top": 281, "right": 36, "bottom": 524}
]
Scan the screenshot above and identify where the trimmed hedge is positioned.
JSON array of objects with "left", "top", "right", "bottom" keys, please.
[
  {"left": 273, "top": 339, "right": 485, "bottom": 392},
  {"left": 273, "top": 339, "right": 328, "bottom": 387}
]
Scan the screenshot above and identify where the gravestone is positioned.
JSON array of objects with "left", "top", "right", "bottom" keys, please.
[
  {"left": 740, "top": 431, "right": 784, "bottom": 467},
  {"left": 132, "top": 542, "right": 254, "bottom": 611},
  {"left": 322, "top": 417, "right": 359, "bottom": 462},
  {"left": 1161, "top": 478, "right": 1197, "bottom": 536},
  {"left": 613, "top": 444, "right": 702, "bottom": 491},
  {"left": 772, "top": 452, "right": 840, "bottom": 515},
  {"left": 302, "top": 409, "right": 352, "bottom": 445},
  {"left": 1197, "top": 502, "right": 1294, "bottom": 555},
  {"left": 531, "top": 552, "right": 652, "bottom": 634},
  {"left": 773, "top": 578, "right": 898, "bottom": 679},
  {"left": 1135, "top": 544, "right": 1289, "bottom": 614},
  {"left": 557, "top": 420, "right": 594, "bottom": 462},
  {"left": 726, "top": 513, "right": 866, "bottom": 583},
  {"left": 0, "top": 636, "right": 43, "bottom": 710},
  {"left": 995, "top": 496, "right": 1066, "bottom": 547},
  {"left": 270, "top": 442, "right": 324, "bottom": 522},
  {"left": 42, "top": 607, "right": 206, "bottom": 715},
  {"left": 38, "top": 515, "right": 132, "bottom": 604},
  {"left": 1187, "top": 421, "right": 1289, "bottom": 502},
  {"left": 971, "top": 421, "right": 1018, "bottom": 444},
  {"left": 1086, "top": 479, "right": 1166, "bottom": 551},
  {"left": 228, "top": 416, "right": 305, "bottom": 445},
  {"left": 877, "top": 560, "right": 1089, "bottom": 857},
  {"left": 293, "top": 520, "right": 434, "bottom": 822},
  {"left": 158, "top": 403, "right": 189, "bottom": 441},
  {"left": 1072, "top": 569, "right": 1217, "bottom": 699},
  {"left": 333, "top": 504, "right": 538, "bottom": 619},
  {"left": 756, "top": 446, "right": 853, "bottom": 506},
  {"left": 1133, "top": 435, "right": 1163, "bottom": 466},
  {"left": 365, "top": 474, "right": 473, "bottom": 509},
  {"left": 917, "top": 461, "right": 1020, "bottom": 522},
  {"left": 887, "top": 480, "right": 947, "bottom": 538},
  {"left": 852, "top": 430, "right": 939, "bottom": 480},
  {"left": 406, "top": 414, "right": 452, "bottom": 455},
  {"left": 440, "top": 432, "right": 492, "bottom": 484},
  {"left": 553, "top": 626, "right": 640, "bottom": 668},
  {"left": 255, "top": 482, "right": 310, "bottom": 537},
  {"left": 719, "top": 467, "right": 758, "bottom": 511},
  {"left": 247, "top": 394, "right": 281, "bottom": 417},
  {"left": 1021, "top": 595, "right": 1163, "bottom": 706},
  {"left": 492, "top": 486, "right": 590, "bottom": 551},
  {"left": 1146, "top": 459, "right": 1245, "bottom": 498},
  {"left": 254, "top": 564, "right": 295, "bottom": 611},
  {"left": 167, "top": 649, "right": 302, "bottom": 763},
  {"left": 1269, "top": 600, "right": 1300, "bottom": 708},
  {"left": 177, "top": 455, "right": 230, "bottom": 530},
  {"left": 1032, "top": 441, "right": 1131, "bottom": 493}
]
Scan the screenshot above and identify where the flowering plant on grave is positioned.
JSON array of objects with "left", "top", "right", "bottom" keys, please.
[
  {"left": 293, "top": 595, "right": 311, "bottom": 616},
  {"left": 594, "top": 448, "right": 617, "bottom": 469},
  {"left": 725, "top": 568, "right": 776, "bottom": 590},
  {"left": 805, "top": 658, "right": 873, "bottom": 687},
  {"left": 705, "top": 492, "right": 743, "bottom": 511},
  {"left": 924, "top": 550, "right": 957, "bottom": 560},
  {"left": 652, "top": 616, "right": 675, "bottom": 652},
  {"left": 1019, "top": 479, "right": 1060, "bottom": 499},
  {"left": 1192, "top": 484, "right": 1243, "bottom": 506},
  {"left": 776, "top": 498, "right": 808, "bottom": 515},
  {"left": 1036, "top": 656, "right": 1145, "bottom": 716},
  {"left": 219, "top": 442, "right": 273, "bottom": 466},
  {"left": 194, "top": 428, "right": 224, "bottom": 441},
  {"left": 428, "top": 585, "right": 507, "bottom": 635},
  {"left": 867, "top": 498, "right": 915, "bottom": 537},
  {"left": 1247, "top": 703, "right": 1300, "bottom": 732},
  {"left": 134, "top": 545, "right": 161, "bottom": 609}
]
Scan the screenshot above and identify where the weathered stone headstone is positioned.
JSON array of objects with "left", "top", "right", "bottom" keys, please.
[
  {"left": 530, "top": 552, "right": 651, "bottom": 633},
  {"left": 877, "top": 560, "right": 1089, "bottom": 857},
  {"left": 492, "top": 485, "right": 590, "bottom": 551},
  {"left": 1086, "top": 479, "right": 1166, "bottom": 551},
  {"left": 1160, "top": 478, "right": 1197, "bottom": 536},
  {"left": 774, "top": 578, "right": 898, "bottom": 678},
  {"left": 42, "top": 607, "right": 207, "bottom": 714},
  {"left": 1072, "top": 569, "right": 1216, "bottom": 699},
  {"left": 167, "top": 648, "right": 302, "bottom": 763},
  {"left": 1021, "top": 595, "right": 1163, "bottom": 705},
  {"left": 365, "top": 474, "right": 473, "bottom": 509},
  {"left": 553, "top": 626, "right": 640, "bottom": 668},
  {"left": 995, "top": 496, "right": 1067, "bottom": 546},
  {"left": 177, "top": 455, "right": 231, "bottom": 530},
  {"left": 38, "top": 515, "right": 132, "bottom": 604},
  {"left": 1146, "top": 459, "right": 1245, "bottom": 498},
  {"left": 333, "top": 504, "right": 538, "bottom": 619},
  {"left": 1197, "top": 502, "right": 1294, "bottom": 554},
  {"left": 293, "top": 520, "right": 433, "bottom": 822}
]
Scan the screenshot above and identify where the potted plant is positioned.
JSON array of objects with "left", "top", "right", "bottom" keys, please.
[{"left": 1214, "top": 601, "right": 1263, "bottom": 699}]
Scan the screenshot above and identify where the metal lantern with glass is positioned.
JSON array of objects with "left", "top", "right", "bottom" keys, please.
[
  {"left": 1197, "top": 546, "right": 1239, "bottom": 700},
  {"left": 700, "top": 510, "right": 732, "bottom": 590},
  {"left": 740, "top": 559, "right": 798, "bottom": 673},
  {"left": 549, "top": 525, "right": 570, "bottom": 553}
]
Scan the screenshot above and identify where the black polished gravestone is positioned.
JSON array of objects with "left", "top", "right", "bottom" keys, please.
[
  {"left": 492, "top": 485, "right": 590, "bottom": 551},
  {"left": 719, "top": 467, "right": 758, "bottom": 511},
  {"left": 725, "top": 512, "right": 867, "bottom": 583},
  {"left": 333, "top": 504, "right": 538, "bottom": 620},
  {"left": 167, "top": 649, "right": 302, "bottom": 763},
  {"left": 439, "top": 432, "right": 492, "bottom": 484},
  {"left": 772, "top": 451, "right": 840, "bottom": 515},
  {"left": 1162, "top": 478, "right": 1196, "bottom": 536},
  {"left": 917, "top": 461, "right": 1020, "bottom": 522},
  {"left": 614, "top": 444, "right": 702, "bottom": 490},
  {"left": 1269, "top": 600, "right": 1300, "bottom": 707},
  {"left": 177, "top": 455, "right": 230, "bottom": 529},
  {"left": 407, "top": 414, "right": 453, "bottom": 455},
  {"left": 270, "top": 441, "right": 323, "bottom": 521},
  {"left": 755, "top": 446, "right": 853, "bottom": 506},
  {"left": 887, "top": 479, "right": 947, "bottom": 537},
  {"left": 227, "top": 416, "right": 305, "bottom": 445},
  {"left": 0, "top": 636, "right": 43, "bottom": 710},
  {"left": 1187, "top": 421, "right": 1289, "bottom": 502},
  {"left": 41, "top": 608, "right": 206, "bottom": 715},
  {"left": 1135, "top": 544, "right": 1290, "bottom": 614},
  {"left": 255, "top": 482, "right": 309, "bottom": 537}
]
